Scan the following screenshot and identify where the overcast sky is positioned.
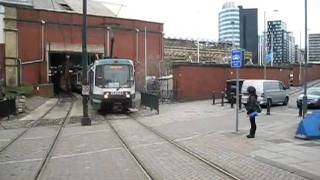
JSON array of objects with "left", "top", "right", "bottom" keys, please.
[{"left": 96, "top": 0, "right": 319, "bottom": 46}]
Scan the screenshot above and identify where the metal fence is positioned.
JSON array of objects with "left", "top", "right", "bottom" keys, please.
[
  {"left": 0, "top": 97, "right": 16, "bottom": 118},
  {"left": 141, "top": 92, "right": 159, "bottom": 114}
]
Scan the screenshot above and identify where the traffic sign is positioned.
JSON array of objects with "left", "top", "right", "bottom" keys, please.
[
  {"left": 231, "top": 49, "right": 244, "bottom": 68},
  {"left": 82, "top": 85, "right": 90, "bottom": 95}
]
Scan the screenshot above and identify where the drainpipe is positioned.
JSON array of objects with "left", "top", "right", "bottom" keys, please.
[
  {"left": 144, "top": 26, "right": 147, "bottom": 91},
  {"left": 16, "top": 58, "right": 21, "bottom": 86},
  {"left": 41, "top": 20, "right": 47, "bottom": 83},
  {"left": 136, "top": 28, "right": 139, "bottom": 62},
  {"left": 107, "top": 26, "right": 111, "bottom": 57}
]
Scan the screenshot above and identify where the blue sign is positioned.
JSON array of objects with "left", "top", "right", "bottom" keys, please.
[{"left": 231, "top": 49, "right": 243, "bottom": 68}]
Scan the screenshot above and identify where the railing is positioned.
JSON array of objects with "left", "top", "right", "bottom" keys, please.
[
  {"left": 141, "top": 92, "right": 159, "bottom": 114},
  {"left": 146, "top": 90, "right": 178, "bottom": 103},
  {"left": 0, "top": 97, "right": 16, "bottom": 118}
]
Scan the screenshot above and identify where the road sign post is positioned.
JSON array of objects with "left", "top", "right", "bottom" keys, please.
[{"left": 231, "top": 49, "right": 244, "bottom": 132}]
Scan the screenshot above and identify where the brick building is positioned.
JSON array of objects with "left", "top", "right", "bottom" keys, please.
[{"left": 0, "top": 0, "right": 163, "bottom": 91}]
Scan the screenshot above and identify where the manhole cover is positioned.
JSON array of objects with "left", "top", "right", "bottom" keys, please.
[{"left": 267, "top": 139, "right": 292, "bottom": 144}]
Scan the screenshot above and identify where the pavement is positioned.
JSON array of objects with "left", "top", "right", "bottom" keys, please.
[
  {"left": 0, "top": 83, "right": 320, "bottom": 179},
  {"left": 137, "top": 100, "right": 320, "bottom": 179}
]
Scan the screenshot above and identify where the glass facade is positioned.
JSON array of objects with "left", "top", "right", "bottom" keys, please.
[
  {"left": 218, "top": 2, "right": 240, "bottom": 47},
  {"left": 309, "top": 34, "right": 320, "bottom": 64},
  {"left": 267, "top": 20, "right": 295, "bottom": 65}
]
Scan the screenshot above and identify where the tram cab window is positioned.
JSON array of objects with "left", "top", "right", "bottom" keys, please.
[{"left": 95, "top": 65, "right": 132, "bottom": 88}]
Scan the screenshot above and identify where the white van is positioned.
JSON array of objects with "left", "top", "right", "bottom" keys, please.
[{"left": 241, "top": 80, "right": 289, "bottom": 106}]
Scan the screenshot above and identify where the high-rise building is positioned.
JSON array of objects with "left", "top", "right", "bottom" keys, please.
[
  {"left": 309, "top": 34, "right": 320, "bottom": 64},
  {"left": 239, "top": 6, "right": 258, "bottom": 64},
  {"left": 218, "top": 2, "right": 240, "bottom": 47},
  {"left": 267, "top": 20, "right": 290, "bottom": 65},
  {"left": 288, "top": 32, "right": 295, "bottom": 63},
  {"left": 294, "top": 45, "right": 304, "bottom": 64},
  {"left": 258, "top": 35, "right": 265, "bottom": 65}
]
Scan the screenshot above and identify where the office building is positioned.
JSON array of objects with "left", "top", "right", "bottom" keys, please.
[
  {"left": 309, "top": 34, "right": 320, "bottom": 64},
  {"left": 288, "top": 32, "right": 295, "bottom": 63},
  {"left": 218, "top": 2, "right": 240, "bottom": 47},
  {"left": 267, "top": 20, "right": 290, "bottom": 65},
  {"left": 239, "top": 6, "right": 258, "bottom": 64}
]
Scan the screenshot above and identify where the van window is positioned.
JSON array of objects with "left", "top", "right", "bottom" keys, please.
[
  {"left": 264, "top": 82, "right": 279, "bottom": 91},
  {"left": 279, "top": 82, "right": 284, "bottom": 90}
]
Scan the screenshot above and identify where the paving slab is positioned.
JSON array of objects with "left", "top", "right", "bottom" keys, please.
[
  {"left": 0, "top": 126, "right": 58, "bottom": 180},
  {"left": 69, "top": 96, "right": 83, "bottom": 117},
  {"left": 19, "top": 98, "right": 58, "bottom": 121},
  {"left": 136, "top": 99, "right": 319, "bottom": 179},
  {"left": 40, "top": 123, "right": 148, "bottom": 180},
  {"left": 111, "top": 118, "right": 233, "bottom": 179},
  {"left": 43, "top": 101, "right": 71, "bottom": 120}
]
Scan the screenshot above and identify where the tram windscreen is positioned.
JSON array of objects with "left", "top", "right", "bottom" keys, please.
[{"left": 95, "top": 65, "right": 132, "bottom": 88}]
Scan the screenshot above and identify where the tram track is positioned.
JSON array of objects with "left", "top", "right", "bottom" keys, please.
[
  {"left": 34, "top": 95, "right": 74, "bottom": 180},
  {"left": 103, "top": 113, "right": 153, "bottom": 180},
  {"left": 0, "top": 98, "right": 60, "bottom": 153},
  {"left": 0, "top": 93, "right": 75, "bottom": 180},
  {"left": 104, "top": 113, "right": 242, "bottom": 180}
]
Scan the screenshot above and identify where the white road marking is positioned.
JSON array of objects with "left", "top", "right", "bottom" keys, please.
[
  {"left": 0, "top": 147, "right": 122, "bottom": 165},
  {"left": 51, "top": 147, "right": 122, "bottom": 159}
]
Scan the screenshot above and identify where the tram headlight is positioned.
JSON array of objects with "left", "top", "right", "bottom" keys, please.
[
  {"left": 104, "top": 92, "right": 110, "bottom": 99},
  {"left": 125, "top": 92, "right": 131, "bottom": 98}
]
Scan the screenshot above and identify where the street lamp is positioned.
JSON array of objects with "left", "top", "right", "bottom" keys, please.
[{"left": 302, "top": 0, "right": 308, "bottom": 117}]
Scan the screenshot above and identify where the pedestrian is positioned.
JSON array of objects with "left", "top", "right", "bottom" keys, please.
[{"left": 245, "top": 86, "right": 261, "bottom": 138}]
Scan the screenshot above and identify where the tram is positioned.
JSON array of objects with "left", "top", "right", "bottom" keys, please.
[{"left": 89, "top": 58, "right": 135, "bottom": 111}]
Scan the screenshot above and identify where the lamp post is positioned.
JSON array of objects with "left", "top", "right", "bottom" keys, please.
[
  {"left": 81, "top": 0, "right": 91, "bottom": 125},
  {"left": 302, "top": 0, "right": 308, "bottom": 117}
]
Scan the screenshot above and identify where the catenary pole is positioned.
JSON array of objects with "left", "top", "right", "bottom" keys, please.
[
  {"left": 81, "top": 0, "right": 91, "bottom": 125},
  {"left": 302, "top": 0, "right": 308, "bottom": 117}
]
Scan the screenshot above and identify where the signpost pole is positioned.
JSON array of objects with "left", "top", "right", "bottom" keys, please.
[
  {"left": 236, "top": 67, "right": 239, "bottom": 132},
  {"left": 231, "top": 49, "right": 242, "bottom": 132}
]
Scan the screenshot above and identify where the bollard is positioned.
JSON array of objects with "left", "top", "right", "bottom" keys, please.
[
  {"left": 221, "top": 91, "right": 224, "bottom": 106},
  {"left": 298, "top": 100, "right": 303, "bottom": 117},
  {"left": 230, "top": 92, "right": 234, "bottom": 108},
  {"left": 267, "top": 98, "right": 271, "bottom": 115},
  {"left": 239, "top": 94, "right": 242, "bottom": 109},
  {"left": 212, "top": 91, "right": 215, "bottom": 105}
]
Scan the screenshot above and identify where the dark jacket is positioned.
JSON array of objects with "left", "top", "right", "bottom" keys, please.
[{"left": 246, "top": 95, "right": 258, "bottom": 114}]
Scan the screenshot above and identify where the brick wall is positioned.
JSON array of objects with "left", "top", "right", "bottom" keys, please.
[
  {"left": 16, "top": 8, "right": 163, "bottom": 90},
  {"left": 292, "top": 64, "right": 320, "bottom": 86},
  {"left": 173, "top": 64, "right": 291, "bottom": 102}
]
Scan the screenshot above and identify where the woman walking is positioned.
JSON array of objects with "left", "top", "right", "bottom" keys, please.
[{"left": 245, "top": 86, "right": 259, "bottom": 138}]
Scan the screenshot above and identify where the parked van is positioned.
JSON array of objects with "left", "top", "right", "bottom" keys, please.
[{"left": 241, "top": 80, "right": 289, "bottom": 106}]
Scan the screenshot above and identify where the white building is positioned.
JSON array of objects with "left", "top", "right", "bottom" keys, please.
[
  {"left": 218, "top": 2, "right": 240, "bottom": 47},
  {"left": 309, "top": 34, "right": 320, "bottom": 64},
  {"left": 288, "top": 32, "right": 295, "bottom": 63}
]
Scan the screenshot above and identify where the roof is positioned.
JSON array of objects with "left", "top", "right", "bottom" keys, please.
[{"left": 32, "top": 0, "right": 116, "bottom": 17}]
